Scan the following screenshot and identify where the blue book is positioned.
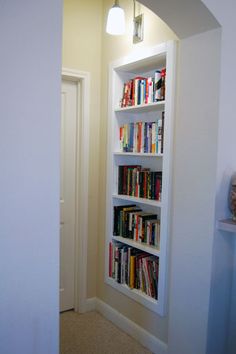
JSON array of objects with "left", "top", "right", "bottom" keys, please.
[
  {"left": 155, "top": 122, "right": 159, "bottom": 153},
  {"left": 144, "top": 122, "right": 148, "bottom": 153},
  {"left": 129, "top": 123, "right": 134, "bottom": 152}
]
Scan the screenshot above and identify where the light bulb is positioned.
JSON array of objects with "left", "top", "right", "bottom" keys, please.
[{"left": 106, "top": 2, "right": 125, "bottom": 35}]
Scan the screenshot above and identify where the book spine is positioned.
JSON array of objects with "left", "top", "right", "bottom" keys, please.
[
  {"left": 109, "top": 242, "right": 112, "bottom": 277},
  {"left": 154, "top": 71, "right": 161, "bottom": 101},
  {"left": 120, "top": 69, "right": 165, "bottom": 108},
  {"left": 152, "top": 122, "right": 156, "bottom": 153},
  {"left": 161, "top": 111, "right": 165, "bottom": 154},
  {"left": 118, "top": 166, "right": 123, "bottom": 195},
  {"left": 157, "top": 118, "right": 162, "bottom": 155},
  {"left": 130, "top": 255, "right": 136, "bottom": 288},
  {"left": 109, "top": 242, "right": 159, "bottom": 299}
]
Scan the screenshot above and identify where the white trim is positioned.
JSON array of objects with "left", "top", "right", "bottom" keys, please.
[
  {"left": 85, "top": 297, "right": 96, "bottom": 312},
  {"left": 62, "top": 68, "right": 90, "bottom": 313},
  {"left": 95, "top": 298, "right": 167, "bottom": 354}
]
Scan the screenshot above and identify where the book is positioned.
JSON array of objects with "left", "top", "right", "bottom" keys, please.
[
  {"left": 130, "top": 254, "right": 136, "bottom": 288},
  {"left": 109, "top": 241, "right": 159, "bottom": 300},
  {"left": 120, "top": 69, "right": 166, "bottom": 108},
  {"left": 113, "top": 204, "right": 136, "bottom": 236},
  {"left": 109, "top": 242, "right": 112, "bottom": 277}
]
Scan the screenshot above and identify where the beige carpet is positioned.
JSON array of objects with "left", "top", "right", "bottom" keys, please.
[{"left": 60, "top": 310, "right": 152, "bottom": 354}]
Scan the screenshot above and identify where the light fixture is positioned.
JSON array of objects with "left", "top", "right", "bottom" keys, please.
[{"left": 106, "top": 0, "right": 125, "bottom": 35}]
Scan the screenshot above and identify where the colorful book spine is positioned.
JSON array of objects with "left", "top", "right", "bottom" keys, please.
[
  {"left": 113, "top": 204, "right": 160, "bottom": 247},
  {"left": 118, "top": 165, "right": 162, "bottom": 201},
  {"left": 109, "top": 241, "right": 159, "bottom": 299},
  {"left": 120, "top": 69, "right": 166, "bottom": 108},
  {"left": 154, "top": 70, "right": 162, "bottom": 101},
  {"left": 119, "top": 117, "right": 164, "bottom": 154}
]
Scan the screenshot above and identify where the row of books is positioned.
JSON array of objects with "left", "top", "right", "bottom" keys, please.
[
  {"left": 119, "top": 113, "right": 164, "bottom": 154},
  {"left": 109, "top": 241, "right": 159, "bottom": 299},
  {"left": 113, "top": 204, "right": 160, "bottom": 248},
  {"left": 118, "top": 165, "right": 162, "bottom": 201},
  {"left": 120, "top": 68, "right": 166, "bottom": 108}
]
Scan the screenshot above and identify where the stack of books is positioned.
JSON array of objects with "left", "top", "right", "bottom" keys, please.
[
  {"left": 120, "top": 68, "right": 166, "bottom": 108},
  {"left": 109, "top": 241, "right": 159, "bottom": 300},
  {"left": 118, "top": 165, "right": 162, "bottom": 201},
  {"left": 113, "top": 204, "right": 160, "bottom": 248},
  {"left": 119, "top": 112, "right": 164, "bottom": 154}
]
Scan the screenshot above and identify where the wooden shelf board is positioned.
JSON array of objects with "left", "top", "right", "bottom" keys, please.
[
  {"left": 113, "top": 152, "right": 163, "bottom": 158},
  {"left": 106, "top": 277, "right": 159, "bottom": 313},
  {"left": 112, "top": 236, "right": 160, "bottom": 256},
  {"left": 112, "top": 194, "right": 162, "bottom": 207},
  {"left": 115, "top": 101, "right": 165, "bottom": 113},
  {"left": 218, "top": 219, "right": 236, "bottom": 233}
]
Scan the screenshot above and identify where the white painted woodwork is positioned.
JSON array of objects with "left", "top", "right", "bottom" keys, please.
[
  {"left": 113, "top": 152, "right": 163, "bottom": 157},
  {"left": 105, "top": 41, "right": 176, "bottom": 315},
  {"left": 62, "top": 68, "right": 90, "bottom": 314},
  {"left": 115, "top": 101, "right": 165, "bottom": 113},
  {"left": 112, "top": 236, "right": 160, "bottom": 256},
  {"left": 218, "top": 219, "right": 236, "bottom": 233},
  {"left": 60, "top": 80, "right": 78, "bottom": 312},
  {"left": 85, "top": 297, "right": 167, "bottom": 354}
]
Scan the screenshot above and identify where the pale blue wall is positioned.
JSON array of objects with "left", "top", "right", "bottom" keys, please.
[
  {"left": 0, "top": 1, "right": 62, "bottom": 353},
  {"left": 168, "top": 28, "right": 221, "bottom": 354}
]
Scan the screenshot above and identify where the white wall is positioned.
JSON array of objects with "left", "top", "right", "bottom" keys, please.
[
  {"left": 168, "top": 28, "right": 221, "bottom": 354},
  {"left": 62, "top": 0, "right": 103, "bottom": 299},
  {"left": 144, "top": 0, "right": 236, "bottom": 353},
  {"left": 201, "top": 1, "right": 236, "bottom": 353},
  {"left": 140, "top": 1, "right": 236, "bottom": 353},
  {"left": 0, "top": 1, "right": 62, "bottom": 354},
  {"left": 142, "top": 0, "right": 219, "bottom": 39}
]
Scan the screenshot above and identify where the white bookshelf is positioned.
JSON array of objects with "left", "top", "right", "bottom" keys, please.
[
  {"left": 105, "top": 41, "right": 176, "bottom": 316},
  {"left": 218, "top": 219, "right": 236, "bottom": 233},
  {"left": 115, "top": 101, "right": 165, "bottom": 113},
  {"left": 111, "top": 236, "right": 160, "bottom": 256},
  {"left": 113, "top": 152, "right": 163, "bottom": 157},
  {"left": 112, "top": 193, "right": 162, "bottom": 207}
]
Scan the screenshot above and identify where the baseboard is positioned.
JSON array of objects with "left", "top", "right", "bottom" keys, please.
[
  {"left": 85, "top": 297, "right": 96, "bottom": 312},
  {"left": 90, "top": 297, "right": 167, "bottom": 354}
]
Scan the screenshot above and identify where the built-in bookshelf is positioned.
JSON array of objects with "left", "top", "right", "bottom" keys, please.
[{"left": 105, "top": 42, "right": 176, "bottom": 315}]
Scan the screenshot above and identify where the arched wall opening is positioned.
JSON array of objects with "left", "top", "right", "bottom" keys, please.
[
  {"left": 2, "top": 1, "right": 236, "bottom": 354},
  {"left": 63, "top": 1, "right": 229, "bottom": 354},
  {"left": 137, "top": 2, "right": 235, "bottom": 354}
]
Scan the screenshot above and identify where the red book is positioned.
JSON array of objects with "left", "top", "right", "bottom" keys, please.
[{"left": 155, "top": 178, "right": 161, "bottom": 201}]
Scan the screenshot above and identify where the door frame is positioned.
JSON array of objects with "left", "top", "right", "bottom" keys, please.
[{"left": 62, "top": 68, "right": 90, "bottom": 313}]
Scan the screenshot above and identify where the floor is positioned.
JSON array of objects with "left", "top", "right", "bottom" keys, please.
[{"left": 60, "top": 310, "right": 152, "bottom": 354}]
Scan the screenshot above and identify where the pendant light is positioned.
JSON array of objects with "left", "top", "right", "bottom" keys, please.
[{"left": 106, "top": 0, "right": 125, "bottom": 35}]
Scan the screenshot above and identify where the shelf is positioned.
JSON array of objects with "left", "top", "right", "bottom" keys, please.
[
  {"left": 106, "top": 276, "right": 159, "bottom": 314},
  {"left": 106, "top": 41, "right": 176, "bottom": 316},
  {"left": 113, "top": 152, "right": 163, "bottom": 158},
  {"left": 112, "top": 193, "right": 162, "bottom": 207},
  {"left": 115, "top": 101, "right": 165, "bottom": 114},
  {"left": 112, "top": 236, "right": 160, "bottom": 256},
  {"left": 218, "top": 219, "right": 236, "bottom": 233}
]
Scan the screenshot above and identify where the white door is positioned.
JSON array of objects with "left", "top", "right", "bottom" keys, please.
[{"left": 60, "top": 79, "right": 78, "bottom": 312}]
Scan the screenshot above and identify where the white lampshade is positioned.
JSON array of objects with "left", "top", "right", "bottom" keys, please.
[{"left": 106, "top": 1, "right": 125, "bottom": 35}]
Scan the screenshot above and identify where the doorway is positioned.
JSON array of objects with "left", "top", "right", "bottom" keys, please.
[
  {"left": 60, "top": 68, "right": 90, "bottom": 314},
  {"left": 60, "top": 79, "right": 77, "bottom": 312}
]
